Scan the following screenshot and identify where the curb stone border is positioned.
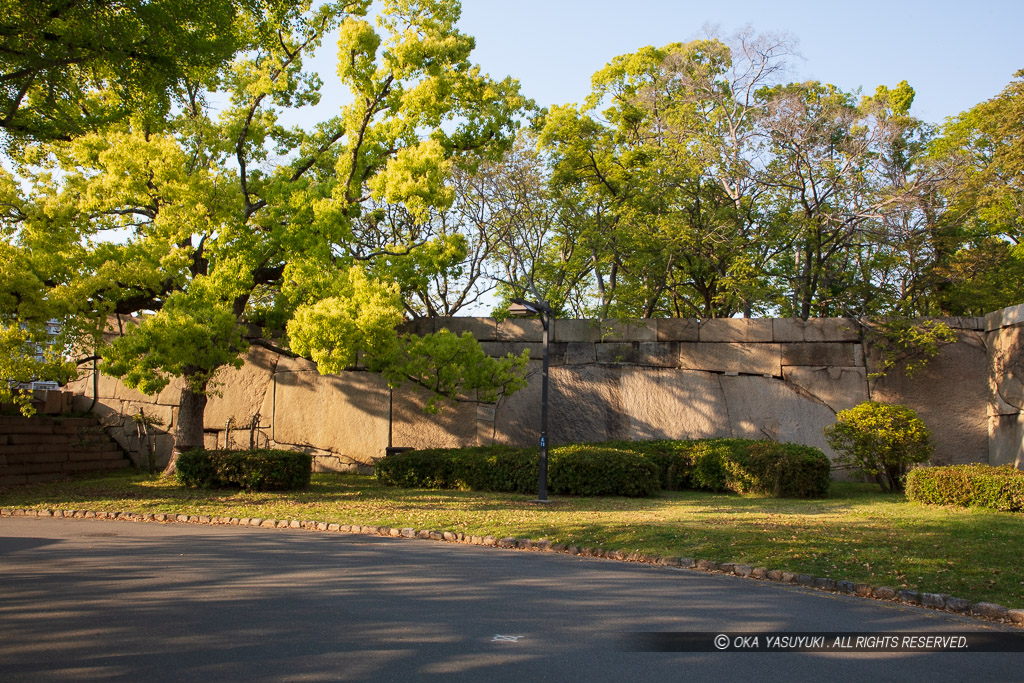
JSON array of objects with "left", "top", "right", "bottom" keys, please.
[{"left": 4, "top": 506, "right": 1022, "bottom": 628}]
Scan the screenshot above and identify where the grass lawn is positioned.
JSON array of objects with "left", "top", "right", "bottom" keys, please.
[{"left": 2, "top": 470, "right": 1022, "bottom": 609}]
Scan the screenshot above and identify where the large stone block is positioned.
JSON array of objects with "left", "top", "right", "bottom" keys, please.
[
  {"left": 601, "top": 319, "right": 657, "bottom": 342},
  {"left": 782, "top": 343, "right": 862, "bottom": 367},
  {"left": 657, "top": 319, "right": 700, "bottom": 342},
  {"left": 435, "top": 317, "right": 498, "bottom": 340},
  {"left": 773, "top": 317, "right": 860, "bottom": 342},
  {"left": 617, "top": 369, "right": 731, "bottom": 441},
  {"left": 985, "top": 303, "right": 1024, "bottom": 332},
  {"left": 396, "top": 317, "right": 436, "bottom": 336},
  {"left": 596, "top": 342, "right": 641, "bottom": 365},
  {"left": 390, "top": 386, "right": 478, "bottom": 451},
  {"left": 566, "top": 342, "right": 596, "bottom": 365},
  {"left": 954, "top": 317, "right": 986, "bottom": 331},
  {"left": 155, "top": 378, "right": 185, "bottom": 407},
  {"left": 479, "top": 341, "right": 545, "bottom": 360},
  {"left": 493, "top": 360, "right": 548, "bottom": 445},
  {"left": 782, "top": 367, "right": 869, "bottom": 413},
  {"left": 271, "top": 370, "right": 390, "bottom": 465},
  {"left": 552, "top": 319, "right": 602, "bottom": 343},
  {"left": 275, "top": 355, "right": 318, "bottom": 373},
  {"left": 720, "top": 375, "right": 837, "bottom": 456},
  {"left": 678, "top": 342, "right": 782, "bottom": 376},
  {"left": 498, "top": 318, "right": 544, "bottom": 342},
  {"left": 204, "top": 345, "right": 279, "bottom": 430},
  {"left": 112, "top": 378, "right": 156, "bottom": 404},
  {"left": 988, "top": 324, "right": 1024, "bottom": 413},
  {"left": 869, "top": 333, "right": 988, "bottom": 466},
  {"left": 637, "top": 342, "right": 679, "bottom": 368},
  {"left": 121, "top": 402, "right": 174, "bottom": 431},
  {"left": 699, "top": 318, "right": 773, "bottom": 342},
  {"left": 989, "top": 413, "right": 1024, "bottom": 468}
]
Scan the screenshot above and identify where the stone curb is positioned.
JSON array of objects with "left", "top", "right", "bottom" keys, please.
[{"left": 4, "top": 506, "right": 1022, "bottom": 628}]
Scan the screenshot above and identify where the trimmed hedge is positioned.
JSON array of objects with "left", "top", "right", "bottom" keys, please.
[
  {"left": 598, "top": 438, "right": 830, "bottom": 498},
  {"left": 905, "top": 464, "right": 1024, "bottom": 512},
  {"left": 177, "top": 448, "right": 312, "bottom": 491},
  {"left": 375, "top": 438, "right": 831, "bottom": 498},
  {"left": 375, "top": 443, "right": 659, "bottom": 497}
]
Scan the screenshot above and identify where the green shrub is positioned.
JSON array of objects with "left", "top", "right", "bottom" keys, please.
[
  {"left": 375, "top": 439, "right": 830, "bottom": 498},
  {"left": 740, "top": 442, "right": 832, "bottom": 498},
  {"left": 602, "top": 440, "right": 694, "bottom": 490},
  {"left": 374, "top": 445, "right": 536, "bottom": 493},
  {"left": 376, "top": 444, "right": 660, "bottom": 497},
  {"left": 627, "top": 438, "right": 830, "bottom": 498},
  {"left": 687, "top": 439, "right": 748, "bottom": 492},
  {"left": 906, "top": 464, "right": 1024, "bottom": 512},
  {"left": 824, "top": 401, "right": 933, "bottom": 492},
  {"left": 548, "top": 445, "right": 660, "bottom": 497},
  {"left": 177, "top": 449, "right": 312, "bottom": 491}
]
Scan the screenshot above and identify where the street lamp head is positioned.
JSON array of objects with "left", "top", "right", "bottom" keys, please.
[
  {"left": 507, "top": 300, "right": 538, "bottom": 317},
  {"left": 508, "top": 298, "right": 552, "bottom": 317}
]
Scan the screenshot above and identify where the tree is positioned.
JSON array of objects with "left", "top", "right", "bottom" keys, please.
[
  {"left": 757, "top": 80, "right": 941, "bottom": 318},
  {"left": 824, "top": 401, "right": 934, "bottom": 492},
  {"left": 2, "top": 0, "right": 529, "bottom": 465},
  {"left": 0, "top": 0, "right": 243, "bottom": 145},
  {"left": 926, "top": 70, "right": 1024, "bottom": 314},
  {"left": 539, "top": 31, "right": 794, "bottom": 318}
]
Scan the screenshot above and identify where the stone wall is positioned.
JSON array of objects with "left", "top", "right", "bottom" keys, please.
[
  {"left": 65, "top": 313, "right": 1004, "bottom": 474},
  {"left": 0, "top": 415, "right": 131, "bottom": 486},
  {"left": 986, "top": 304, "right": 1024, "bottom": 469}
]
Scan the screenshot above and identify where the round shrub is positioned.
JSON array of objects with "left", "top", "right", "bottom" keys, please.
[
  {"left": 177, "top": 448, "right": 312, "bottom": 491},
  {"left": 824, "top": 401, "right": 933, "bottom": 492}
]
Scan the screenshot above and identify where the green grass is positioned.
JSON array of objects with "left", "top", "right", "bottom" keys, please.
[{"left": 3, "top": 470, "right": 1023, "bottom": 608}]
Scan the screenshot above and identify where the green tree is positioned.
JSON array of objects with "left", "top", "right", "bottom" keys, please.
[
  {"left": 927, "top": 70, "right": 1024, "bottom": 314},
  {"left": 824, "top": 401, "right": 934, "bottom": 492},
  {"left": 539, "top": 31, "right": 793, "bottom": 318},
  {"left": 0, "top": 0, "right": 242, "bottom": 145},
  {"left": 757, "top": 80, "right": 940, "bottom": 318},
  {"left": 2, "top": 0, "right": 529, "bottom": 464}
]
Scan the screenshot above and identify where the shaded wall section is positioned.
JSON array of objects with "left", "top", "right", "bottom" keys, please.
[
  {"left": 65, "top": 313, "right": 1009, "bottom": 472},
  {"left": 986, "top": 304, "right": 1024, "bottom": 469}
]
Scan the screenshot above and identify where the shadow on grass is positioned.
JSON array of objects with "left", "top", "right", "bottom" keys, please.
[{"left": 3, "top": 469, "right": 1023, "bottom": 607}]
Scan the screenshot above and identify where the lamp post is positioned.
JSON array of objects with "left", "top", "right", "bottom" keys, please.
[{"left": 508, "top": 298, "right": 553, "bottom": 503}]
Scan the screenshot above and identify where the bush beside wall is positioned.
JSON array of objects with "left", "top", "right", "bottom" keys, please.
[
  {"left": 905, "top": 465, "right": 1024, "bottom": 512},
  {"left": 375, "top": 444, "right": 660, "bottom": 497},
  {"left": 376, "top": 438, "right": 830, "bottom": 498},
  {"left": 177, "top": 449, "right": 312, "bottom": 491}
]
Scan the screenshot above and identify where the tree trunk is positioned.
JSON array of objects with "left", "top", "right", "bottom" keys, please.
[{"left": 163, "top": 379, "right": 208, "bottom": 475}]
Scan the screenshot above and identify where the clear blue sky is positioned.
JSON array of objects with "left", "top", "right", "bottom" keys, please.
[
  {"left": 299, "top": 0, "right": 1024, "bottom": 125},
  {"left": 303, "top": 0, "right": 1023, "bottom": 126},
  {"left": 452, "top": 0, "right": 1023, "bottom": 123}
]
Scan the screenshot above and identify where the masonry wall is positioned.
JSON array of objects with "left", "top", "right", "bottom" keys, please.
[
  {"left": 986, "top": 303, "right": 1024, "bottom": 469},
  {"left": 0, "top": 415, "right": 131, "bottom": 486},
  {"left": 65, "top": 314, "right": 1002, "bottom": 474}
]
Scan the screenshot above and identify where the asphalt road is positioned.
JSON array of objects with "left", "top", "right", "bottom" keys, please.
[{"left": 1, "top": 517, "right": 1021, "bottom": 682}]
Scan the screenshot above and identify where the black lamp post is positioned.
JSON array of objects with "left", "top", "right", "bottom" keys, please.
[{"left": 508, "top": 298, "right": 553, "bottom": 503}]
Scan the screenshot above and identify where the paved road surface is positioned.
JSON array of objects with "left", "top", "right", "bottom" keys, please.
[{"left": 1, "top": 517, "right": 1020, "bottom": 681}]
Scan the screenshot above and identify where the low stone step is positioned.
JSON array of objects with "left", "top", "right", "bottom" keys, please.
[
  {"left": 0, "top": 472, "right": 67, "bottom": 487},
  {"left": 63, "top": 459, "right": 129, "bottom": 472},
  {"left": 68, "top": 450, "right": 128, "bottom": 462},
  {"left": 4, "top": 451, "right": 71, "bottom": 465},
  {"left": 7, "top": 434, "right": 81, "bottom": 447}
]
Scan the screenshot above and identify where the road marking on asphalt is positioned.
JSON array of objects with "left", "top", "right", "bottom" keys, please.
[{"left": 492, "top": 635, "right": 524, "bottom": 642}]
